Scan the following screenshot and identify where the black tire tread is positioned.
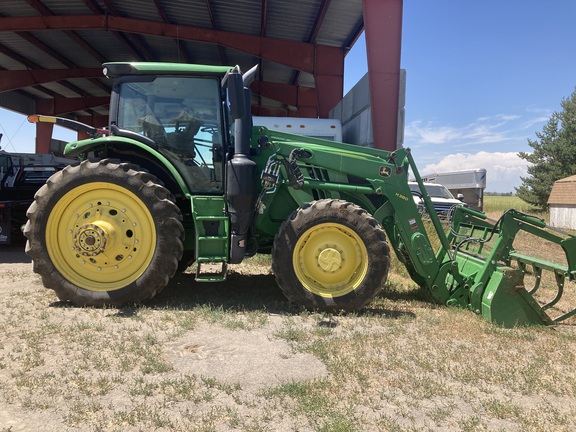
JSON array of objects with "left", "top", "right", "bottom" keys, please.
[
  {"left": 272, "top": 199, "right": 390, "bottom": 311},
  {"left": 25, "top": 159, "right": 184, "bottom": 307}
]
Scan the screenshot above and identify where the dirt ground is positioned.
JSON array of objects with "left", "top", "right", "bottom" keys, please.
[
  {"left": 0, "top": 244, "right": 330, "bottom": 431},
  {"left": 2, "top": 242, "right": 576, "bottom": 432}
]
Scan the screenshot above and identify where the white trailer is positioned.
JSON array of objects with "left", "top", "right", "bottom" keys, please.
[
  {"left": 253, "top": 117, "right": 342, "bottom": 142},
  {"left": 421, "top": 168, "right": 487, "bottom": 211}
]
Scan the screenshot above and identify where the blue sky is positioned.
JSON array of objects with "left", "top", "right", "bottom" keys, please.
[
  {"left": 343, "top": 0, "right": 576, "bottom": 192},
  {"left": 1, "top": 1, "right": 575, "bottom": 193}
]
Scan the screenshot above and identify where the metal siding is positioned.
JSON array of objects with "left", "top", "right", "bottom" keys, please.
[
  {"left": 0, "top": 2, "right": 38, "bottom": 16},
  {"left": 73, "top": 30, "right": 140, "bottom": 63},
  {"left": 316, "top": 0, "right": 364, "bottom": 47},
  {"left": 108, "top": 0, "right": 162, "bottom": 22},
  {"left": 66, "top": 78, "right": 110, "bottom": 97},
  {"left": 0, "top": 33, "right": 64, "bottom": 69},
  {"left": 0, "top": 91, "right": 36, "bottom": 115},
  {"left": 266, "top": 0, "right": 322, "bottom": 42},
  {"left": 32, "top": 0, "right": 93, "bottom": 15},
  {"left": 211, "top": 0, "right": 262, "bottom": 35},
  {"left": 39, "top": 81, "right": 83, "bottom": 98},
  {"left": 182, "top": 40, "right": 227, "bottom": 65},
  {"left": 261, "top": 60, "right": 295, "bottom": 84},
  {"left": 26, "top": 31, "right": 103, "bottom": 68},
  {"left": 161, "top": 2, "right": 213, "bottom": 28},
  {"left": 0, "top": 48, "right": 26, "bottom": 70}
]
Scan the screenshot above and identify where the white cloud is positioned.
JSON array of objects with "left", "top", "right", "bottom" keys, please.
[
  {"left": 405, "top": 117, "right": 518, "bottom": 147},
  {"left": 404, "top": 109, "right": 550, "bottom": 192},
  {"left": 405, "top": 111, "right": 548, "bottom": 150},
  {"left": 419, "top": 151, "right": 531, "bottom": 193}
]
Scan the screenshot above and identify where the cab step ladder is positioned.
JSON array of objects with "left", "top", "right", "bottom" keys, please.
[{"left": 190, "top": 196, "right": 229, "bottom": 282}]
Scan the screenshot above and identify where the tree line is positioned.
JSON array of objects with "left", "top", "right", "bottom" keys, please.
[{"left": 516, "top": 88, "right": 576, "bottom": 209}]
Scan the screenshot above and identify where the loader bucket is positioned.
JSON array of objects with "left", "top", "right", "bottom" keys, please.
[
  {"left": 445, "top": 207, "right": 576, "bottom": 327},
  {"left": 480, "top": 265, "right": 554, "bottom": 327}
]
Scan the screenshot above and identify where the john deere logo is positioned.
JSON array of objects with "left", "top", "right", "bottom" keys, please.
[{"left": 379, "top": 166, "right": 391, "bottom": 178}]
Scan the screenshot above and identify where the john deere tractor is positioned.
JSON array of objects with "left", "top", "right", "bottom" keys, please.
[{"left": 26, "top": 62, "right": 576, "bottom": 327}]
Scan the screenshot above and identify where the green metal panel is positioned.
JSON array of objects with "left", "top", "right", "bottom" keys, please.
[
  {"left": 481, "top": 267, "right": 554, "bottom": 327},
  {"left": 103, "top": 62, "right": 232, "bottom": 78},
  {"left": 64, "top": 136, "right": 190, "bottom": 195},
  {"left": 190, "top": 195, "right": 229, "bottom": 282}
]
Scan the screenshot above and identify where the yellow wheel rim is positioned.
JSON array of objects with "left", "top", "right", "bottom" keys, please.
[
  {"left": 46, "top": 182, "right": 156, "bottom": 292},
  {"left": 293, "top": 223, "right": 368, "bottom": 298}
]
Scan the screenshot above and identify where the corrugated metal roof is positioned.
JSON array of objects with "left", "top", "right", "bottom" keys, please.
[
  {"left": 548, "top": 175, "right": 576, "bottom": 206},
  {"left": 0, "top": 0, "right": 367, "bottom": 120}
]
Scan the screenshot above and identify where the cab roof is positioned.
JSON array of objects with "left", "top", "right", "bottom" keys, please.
[{"left": 103, "top": 62, "right": 234, "bottom": 79}]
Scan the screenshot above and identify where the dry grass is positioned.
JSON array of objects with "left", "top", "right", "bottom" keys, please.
[{"left": 1, "top": 198, "right": 576, "bottom": 431}]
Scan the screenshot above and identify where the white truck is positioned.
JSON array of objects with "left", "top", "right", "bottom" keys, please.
[
  {"left": 408, "top": 181, "right": 466, "bottom": 218},
  {"left": 420, "top": 168, "right": 487, "bottom": 211},
  {"left": 253, "top": 116, "right": 342, "bottom": 142}
]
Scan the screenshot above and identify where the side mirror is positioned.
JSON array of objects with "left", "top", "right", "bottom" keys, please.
[
  {"left": 457, "top": 193, "right": 464, "bottom": 201},
  {"left": 227, "top": 71, "right": 245, "bottom": 120}
]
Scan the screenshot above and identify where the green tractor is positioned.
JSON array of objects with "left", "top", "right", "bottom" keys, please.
[{"left": 25, "top": 62, "right": 576, "bottom": 327}]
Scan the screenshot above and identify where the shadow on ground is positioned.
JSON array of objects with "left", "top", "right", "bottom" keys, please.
[
  {"left": 142, "top": 271, "right": 418, "bottom": 322},
  {"left": 0, "top": 243, "right": 30, "bottom": 264},
  {"left": 42, "top": 263, "right": 419, "bottom": 322}
]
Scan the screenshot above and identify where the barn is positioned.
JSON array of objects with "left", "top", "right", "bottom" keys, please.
[{"left": 548, "top": 175, "right": 576, "bottom": 230}]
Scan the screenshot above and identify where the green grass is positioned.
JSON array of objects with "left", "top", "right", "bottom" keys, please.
[{"left": 483, "top": 195, "right": 541, "bottom": 215}]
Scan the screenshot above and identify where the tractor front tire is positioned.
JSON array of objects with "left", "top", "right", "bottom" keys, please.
[
  {"left": 272, "top": 199, "right": 390, "bottom": 312},
  {"left": 25, "top": 159, "right": 184, "bottom": 307}
]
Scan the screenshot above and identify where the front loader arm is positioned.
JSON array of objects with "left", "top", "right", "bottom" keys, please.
[{"left": 257, "top": 137, "right": 446, "bottom": 291}]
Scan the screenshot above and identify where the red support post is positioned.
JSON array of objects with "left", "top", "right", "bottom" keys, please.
[
  {"left": 35, "top": 122, "right": 53, "bottom": 154},
  {"left": 363, "top": 0, "right": 403, "bottom": 150},
  {"left": 314, "top": 45, "right": 344, "bottom": 118}
]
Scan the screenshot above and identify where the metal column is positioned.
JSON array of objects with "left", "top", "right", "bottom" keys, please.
[{"left": 363, "top": 0, "right": 403, "bottom": 150}]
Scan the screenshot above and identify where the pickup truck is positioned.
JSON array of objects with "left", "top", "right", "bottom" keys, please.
[{"left": 408, "top": 181, "right": 467, "bottom": 218}]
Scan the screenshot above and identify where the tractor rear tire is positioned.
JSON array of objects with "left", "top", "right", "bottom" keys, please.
[
  {"left": 272, "top": 199, "right": 390, "bottom": 311},
  {"left": 24, "top": 159, "right": 184, "bottom": 307}
]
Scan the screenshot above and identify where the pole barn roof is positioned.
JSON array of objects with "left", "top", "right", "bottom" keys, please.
[
  {"left": 0, "top": 1, "right": 366, "bottom": 119},
  {"left": 0, "top": 0, "right": 403, "bottom": 152}
]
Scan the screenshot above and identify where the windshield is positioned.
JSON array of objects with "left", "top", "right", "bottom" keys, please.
[{"left": 116, "top": 76, "right": 224, "bottom": 192}]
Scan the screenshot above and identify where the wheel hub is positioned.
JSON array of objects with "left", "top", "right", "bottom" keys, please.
[
  {"left": 317, "top": 247, "right": 342, "bottom": 272},
  {"left": 74, "top": 222, "right": 113, "bottom": 256}
]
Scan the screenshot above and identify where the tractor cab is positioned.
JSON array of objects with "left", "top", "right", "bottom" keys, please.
[{"left": 108, "top": 68, "right": 228, "bottom": 194}]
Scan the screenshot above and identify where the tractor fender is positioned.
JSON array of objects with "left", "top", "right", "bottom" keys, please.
[{"left": 64, "top": 136, "right": 191, "bottom": 196}]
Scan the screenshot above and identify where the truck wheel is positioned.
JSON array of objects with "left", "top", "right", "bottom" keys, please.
[
  {"left": 24, "top": 159, "right": 184, "bottom": 307},
  {"left": 272, "top": 199, "right": 390, "bottom": 311}
]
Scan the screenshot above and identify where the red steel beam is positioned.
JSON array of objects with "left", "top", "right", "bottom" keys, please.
[
  {"left": 363, "top": 0, "right": 403, "bottom": 151},
  {"left": 0, "top": 15, "right": 337, "bottom": 74},
  {"left": 0, "top": 68, "right": 102, "bottom": 93},
  {"left": 35, "top": 122, "right": 53, "bottom": 154},
  {"left": 252, "top": 81, "right": 317, "bottom": 110},
  {"left": 77, "top": 114, "right": 108, "bottom": 128},
  {"left": 314, "top": 45, "right": 344, "bottom": 118},
  {"left": 36, "top": 96, "right": 110, "bottom": 116}
]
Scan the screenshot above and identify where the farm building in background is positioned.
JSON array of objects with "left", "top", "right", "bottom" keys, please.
[{"left": 548, "top": 175, "right": 576, "bottom": 230}]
